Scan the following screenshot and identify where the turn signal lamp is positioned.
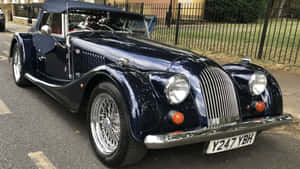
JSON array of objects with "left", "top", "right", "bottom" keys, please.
[
  {"left": 171, "top": 130, "right": 184, "bottom": 134},
  {"left": 256, "top": 102, "right": 265, "bottom": 112},
  {"left": 171, "top": 111, "right": 185, "bottom": 125}
]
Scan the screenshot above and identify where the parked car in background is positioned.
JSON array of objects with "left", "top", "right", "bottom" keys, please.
[
  {"left": 9, "top": 0, "right": 293, "bottom": 168},
  {"left": 0, "top": 8, "right": 5, "bottom": 32}
]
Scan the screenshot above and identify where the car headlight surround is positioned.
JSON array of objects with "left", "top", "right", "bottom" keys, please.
[
  {"left": 249, "top": 72, "right": 267, "bottom": 96},
  {"left": 165, "top": 74, "right": 191, "bottom": 104}
]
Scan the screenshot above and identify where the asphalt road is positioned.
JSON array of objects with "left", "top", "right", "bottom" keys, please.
[{"left": 0, "top": 31, "right": 300, "bottom": 169}]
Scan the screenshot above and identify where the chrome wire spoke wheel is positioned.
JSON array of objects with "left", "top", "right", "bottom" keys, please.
[
  {"left": 13, "top": 48, "right": 21, "bottom": 82},
  {"left": 88, "top": 82, "right": 147, "bottom": 166},
  {"left": 90, "top": 93, "right": 121, "bottom": 155}
]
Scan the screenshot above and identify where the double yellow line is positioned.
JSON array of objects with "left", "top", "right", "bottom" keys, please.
[
  {"left": 0, "top": 100, "right": 57, "bottom": 168},
  {"left": 0, "top": 98, "right": 58, "bottom": 168}
]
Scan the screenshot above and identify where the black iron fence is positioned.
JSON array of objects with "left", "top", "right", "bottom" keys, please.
[
  {"left": 115, "top": 0, "right": 300, "bottom": 66},
  {"left": 10, "top": 1, "right": 299, "bottom": 65}
]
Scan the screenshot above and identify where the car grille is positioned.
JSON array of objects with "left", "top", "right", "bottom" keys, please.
[{"left": 199, "top": 67, "right": 240, "bottom": 128}]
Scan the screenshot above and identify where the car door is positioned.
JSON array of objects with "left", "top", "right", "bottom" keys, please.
[{"left": 33, "top": 13, "right": 68, "bottom": 81}]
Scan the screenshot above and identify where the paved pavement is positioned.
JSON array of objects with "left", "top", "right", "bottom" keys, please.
[
  {"left": 6, "top": 22, "right": 31, "bottom": 33},
  {"left": 0, "top": 23, "right": 300, "bottom": 169}
]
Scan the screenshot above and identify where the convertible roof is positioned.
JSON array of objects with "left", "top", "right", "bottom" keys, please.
[{"left": 42, "top": 0, "right": 142, "bottom": 17}]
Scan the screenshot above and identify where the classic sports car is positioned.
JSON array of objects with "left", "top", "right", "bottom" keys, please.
[
  {"left": 9, "top": 0, "right": 292, "bottom": 167},
  {"left": 0, "top": 7, "right": 5, "bottom": 32}
]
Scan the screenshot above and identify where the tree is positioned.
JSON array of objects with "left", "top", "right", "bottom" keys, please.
[
  {"left": 278, "top": 0, "right": 287, "bottom": 17},
  {"left": 204, "top": 0, "right": 268, "bottom": 23}
]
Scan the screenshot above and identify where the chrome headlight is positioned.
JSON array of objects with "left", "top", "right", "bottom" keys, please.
[
  {"left": 165, "top": 74, "right": 190, "bottom": 104},
  {"left": 249, "top": 72, "right": 267, "bottom": 95}
]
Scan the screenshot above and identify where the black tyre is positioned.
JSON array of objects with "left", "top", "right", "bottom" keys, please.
[
  {"left": 257, "top": 131, "right": 263, "bottom": 136},
  {"left": 11, "top": 43, "right": 29, "bottom": 86},
  {"left": 88, "top": 82, "right": 147, "bottom": 168}
]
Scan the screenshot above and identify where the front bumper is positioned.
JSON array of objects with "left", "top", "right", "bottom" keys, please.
[{"left": 144, "top": 114, "right": 293, "bottom": 149}]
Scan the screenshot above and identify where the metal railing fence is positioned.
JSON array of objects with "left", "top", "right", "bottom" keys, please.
[
  {"left": 9, "top": 0, "right": 300, "bottom": 65},
  {"left": 115, "top": 0, "right": 300, "bottom": 66}
]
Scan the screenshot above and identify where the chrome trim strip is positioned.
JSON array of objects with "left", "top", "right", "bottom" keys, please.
[
  {"left": 199, "top": 67, "right": 240, "bottom": 128},
  {"left": 25, "top": 73, "right": 61, "bottom": 88},
  {"left": 144, "top": 114, "right": 293, "bottom": 149}
]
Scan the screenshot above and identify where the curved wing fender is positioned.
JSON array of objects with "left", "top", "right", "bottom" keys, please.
[
  {"left": 10, "top": 33, "right": 36, "bottom": 74},
  {"left": 223, "top": 63, "right": 283, "bottom": 119},
  {"left": 81, "top": 65, "right": 161, "bottom": 142}
]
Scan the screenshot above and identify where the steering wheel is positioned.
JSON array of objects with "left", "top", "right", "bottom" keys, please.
[
  {"left": 97, "top": 24, "right": 114, "bottom": 33},
  {"left": 76, "top": 22, "right": 95, "bottom": 31},
  {"left": 84, "top": 26, "right": 94, "bottom": 31}
]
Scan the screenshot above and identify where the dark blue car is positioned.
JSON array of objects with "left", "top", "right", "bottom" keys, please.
[{"left": 9, "top": 0, "right": 293, "bottom": 167}]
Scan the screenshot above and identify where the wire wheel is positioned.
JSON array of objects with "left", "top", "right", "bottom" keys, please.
[
  {"left": 13, "top": 47, "right": 21, "bottom": 82},
  {"left": 90, "top": 93, "right": 121, "bottom": 156}
]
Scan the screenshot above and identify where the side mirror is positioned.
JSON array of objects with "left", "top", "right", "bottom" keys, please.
[{"left": 41, "top": 25, "right": 52, "bottom": 35}]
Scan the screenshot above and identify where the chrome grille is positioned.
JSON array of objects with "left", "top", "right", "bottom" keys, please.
[{"left": 199, "top": 67, "right": 240, "bottom": 128}]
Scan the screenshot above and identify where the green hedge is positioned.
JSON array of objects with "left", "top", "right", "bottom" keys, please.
[{"left": 204, "top": 0, "right": 268, "bottom": 23}]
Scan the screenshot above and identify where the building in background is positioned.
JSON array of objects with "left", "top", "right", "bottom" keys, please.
[
  {"left": 0, "top": 0, "right": 43, "bottom": 24},
  {"left": 106, "top": 0, "right": 206, "bottom": 21},
  {"left": 82, "top": 0, "right": 105, "bottom": 4}
]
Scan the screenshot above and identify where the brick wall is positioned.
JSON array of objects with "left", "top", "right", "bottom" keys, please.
[
  {"left": 129, "top": 0, "right": 170, "bottom": 4},
  {"left": 121, "top": 0, "right": 205, "bottom": 19},
  {"left": 13, "top": 16, "right": 37, "bottom": 25}
]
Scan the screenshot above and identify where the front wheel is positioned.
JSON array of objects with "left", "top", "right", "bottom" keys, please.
[
  {"left": 88, "top": 82, "right": 147, "bottom": 167},
  {"left": 11, "top": 43, "right": 29, "bottom": 86}
]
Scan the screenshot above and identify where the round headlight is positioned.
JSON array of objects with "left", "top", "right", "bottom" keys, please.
[
  {"left": 165, "top": 74, "right": 190, "bottom": 104},
  {"left": 249, "top": 72, "right": 267, "bottom": 95}
]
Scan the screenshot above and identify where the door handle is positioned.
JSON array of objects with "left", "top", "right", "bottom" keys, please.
[{"left": 38, "top": 56, "right": 46, "bottom": 61}]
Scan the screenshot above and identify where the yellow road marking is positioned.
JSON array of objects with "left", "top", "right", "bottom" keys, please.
[
  {"left": 0, "top": 100, "right": 11, "bottom": 115},
  {"left": 28, "top": 151, "right": 57, "bottom": 169},
  {"left": 0, "top": 56, "right": 8, "bottom": 61},
  {"left": 3, "top": 50, "right": 9, "bottom": 56}
]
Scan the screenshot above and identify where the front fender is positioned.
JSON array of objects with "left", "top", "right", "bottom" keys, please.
[
  {"left": 10, "top": 33, "right": 36, "bottom": 74},
  {"left": 223, "top": 63, "right": 283, "bottom": 119},
  {"left": 81, "top": 65, "right": 161, "bottom": 142}
]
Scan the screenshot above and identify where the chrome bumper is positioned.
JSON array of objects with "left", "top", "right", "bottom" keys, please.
[{"left": 144, "top": 114, "right": 293, "bottom": 149}]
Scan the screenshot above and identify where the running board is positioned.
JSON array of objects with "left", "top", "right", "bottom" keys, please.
[{"left": 25, "top": 73, "right": 62, "bottom": 88}]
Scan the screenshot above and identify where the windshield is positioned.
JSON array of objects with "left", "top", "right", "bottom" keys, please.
[{"left": 68, "top": 10, "right": 148, "bottom": 38}]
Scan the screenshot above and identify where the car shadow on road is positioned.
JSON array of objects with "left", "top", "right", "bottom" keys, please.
[
  {"left": 23, "top": 85, "right": 89, "bottom": 134},
  {"left": 123, "top": 133, "right": 300, "bottom": 169},
  {"left": 19, "top": 86, "right": 300, "bottom": 169}
]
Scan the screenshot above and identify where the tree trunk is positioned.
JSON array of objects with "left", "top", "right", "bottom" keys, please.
[{"left": 278, "top": 0, "right": 287, "bottom": 17}]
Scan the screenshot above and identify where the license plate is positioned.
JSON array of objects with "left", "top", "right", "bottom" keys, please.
[{"left": 206, "top": 132, "right": 256, "bottom": 154}]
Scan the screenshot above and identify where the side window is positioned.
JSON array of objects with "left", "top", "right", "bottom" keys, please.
[
  {"left": 39, "top": 13, "right": 62, "bottom": 35},
  {"left": 51, "top": 13, "right": 62, "bottom": 35},
  {"left": 39, "top": 13, "right": 50, "bottom": 30}
]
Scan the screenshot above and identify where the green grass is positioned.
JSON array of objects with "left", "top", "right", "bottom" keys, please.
[{"left": 151, "top": 19, "right": 300, "bottom": 66}]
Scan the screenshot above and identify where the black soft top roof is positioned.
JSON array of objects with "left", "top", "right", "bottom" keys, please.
[{"left": 42, "top": 0, "right": 142, "bottom": 17}]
